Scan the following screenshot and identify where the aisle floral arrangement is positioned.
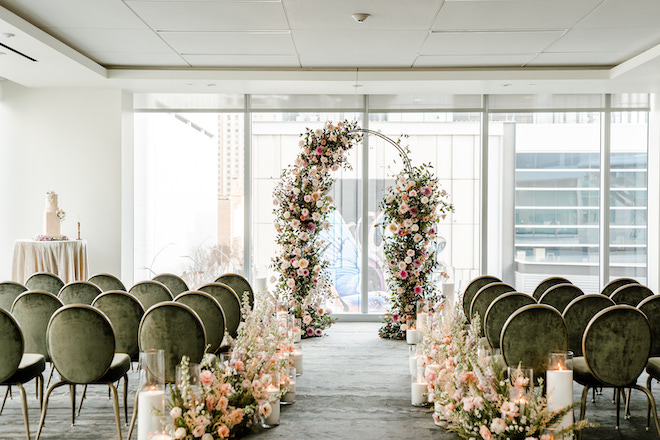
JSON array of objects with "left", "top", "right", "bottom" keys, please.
[
  {"left": 417, "top": 303, "right": 592, "bottom": 440},
  {"left": 378, "top": 155, "right": 453, "bottom": 340},
  {"left": 166, "top": 293, "right": 292, "bottom": 439},
  {"left": 271, "top": 121, "right": 362, "bottom": 336}
]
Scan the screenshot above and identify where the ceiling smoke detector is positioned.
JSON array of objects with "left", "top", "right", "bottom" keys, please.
[{"left": 352, "top": 13, "right": 370, "bottom": 23}]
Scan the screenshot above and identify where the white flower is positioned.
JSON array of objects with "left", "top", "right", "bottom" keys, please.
[
  {"left": 421, "top": 196, "right": 429, "bottom": 204},
  {"left": 293, "top": 188, "right": 300, "bottom": 195},
  {"left": 283, "top": 212, "right": 290, "bottom": 219},
  {"left": 287, "top": 278, "right": 296, "bottom": 288},
  {"left": 411, "top": 224, "right": 419, "bottom": 232},
  {"left": 174, "top": 427, "right": 187, "bottom": 439},
  {"left": 413, "top": 234, "right": 423, "bottom": 242},
  {"left": 404, "top": 256, "right": 412, "bottom": 264}
]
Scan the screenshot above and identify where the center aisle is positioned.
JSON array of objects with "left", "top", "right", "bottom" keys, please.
[{"left": 245, "top": 322, "right": 458, "bottom": 440}]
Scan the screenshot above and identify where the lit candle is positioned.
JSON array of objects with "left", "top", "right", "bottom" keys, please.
[
  {"left": 150, "top": 435, "right": 172, "bottom": 440},
  {"left": 406, "top": 327, "right": 419, "bottom": 345},
  {"left": 137, "top": 387, "right": 165, "bottom": 440},
  {"left": 281, "top": 380, "right": 296, "bottom": 403},
  {"left": 263, "top": 386, "right": 280, "bottom": 427},
  {"left": 411, "top": 380, "right": 427, "bottom": 406},
  {"left": 292, "top": 350, "right": 303, "bottom": 376},
  {"left": 417, "top": 312, "right": 428, "bottom": 334},
  {"left": 547, "top": 360, "right": 573, "bottom": 433},
  {"left": 409, "top": 354, "right": 418, "bottom": 376}
]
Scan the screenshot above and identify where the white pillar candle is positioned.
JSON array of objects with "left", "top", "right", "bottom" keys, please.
[
  {"left": 411, "top": 381, "right": 427, "bottom": 406},
  {"left": 409, "top": 355, "right": 418, "bottom": 376},
  {"left": 546, "top": 368, "right": 574, "bottom": 432},
  {"left": 417, "top": 313, "right": 428, "bottom": 334},
  {"left": 281, "top": 381, "right": 296, "bottom": 403},
  {"left": 137, "top": 388, "right": 165, "bottom": 440},
  {"left": 264, "top": 387, "right": 280, "bottom": 426},
  {"left": 292, "top": 351, "right": 303, "bottom": 376},
  {"left": 150, "top": 436, "right": 172, "bottom": 440},
  {"left": 293, "top": 328, "right": 301, "bottom": 343},
  {"left": 406, "top": 329, "right": 419, "bottom": 345}
]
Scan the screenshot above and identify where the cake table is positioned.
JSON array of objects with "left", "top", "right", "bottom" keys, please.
[{"left": 12, "top": 239, "right": 88, "bottom": 285}]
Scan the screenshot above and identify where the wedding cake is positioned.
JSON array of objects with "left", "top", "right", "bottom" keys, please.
[{"left": 40, "top": 191, "right": 66, "bottom": 240}]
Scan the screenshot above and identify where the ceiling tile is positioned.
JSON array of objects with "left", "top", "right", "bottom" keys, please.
[
  {"left": 46, "top": 28, "right": 176, "bottom": 54},
  {"left": 159, "top": 31, "right": 296, "bottom": 55},
  {"left": 546, "top": 28, "right": 660, "bottom": 53},
  {"left": 422, "top": 31, "right": 565, "bottom": 55},
  {"left": 0, "top": 0, "right": 148, "bottom": 29},
  {"left": 414, "top": 54, "right": 534, "bottom": 67},
  {"left": 528, "top": 52, "right": 631, "bottom": 67},
  {"left": 292, "top": 30, "right": 428, "bottom": 55},
  {"left": 283, "top": 0, "right": 444, "bottom": 30},
  {"left": 300, "top": 53, "right": 417, "bottom": 68},
  {"left": 183, "top": 54, "right": 300, "bottom": 68},
  {"left": 433, "top": 0, "right": 603, "bottom": 31},
  {"left": 126, "top": 1, "right": 289, "bottom": 31},
  {"left": 575, "top": 0, "right": 660, "bottom": 29}
]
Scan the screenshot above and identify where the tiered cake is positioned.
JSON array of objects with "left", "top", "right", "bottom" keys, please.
[{"left": 41, "top": 191, "right": 65, "bottom": 239}]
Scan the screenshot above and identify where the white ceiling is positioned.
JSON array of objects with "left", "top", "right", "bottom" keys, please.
[{"left": 1, "top": 0, "right": 660, "bottom": 95}]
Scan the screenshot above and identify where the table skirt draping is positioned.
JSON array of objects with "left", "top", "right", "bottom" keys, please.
[{"left": 12, "top": 239, "right": 88, "bottom": 285}]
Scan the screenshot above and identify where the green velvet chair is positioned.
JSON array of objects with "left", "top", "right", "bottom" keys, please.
[
  {"left": 199, "top": 282, "right": 243, "bottom": 337},
  {"left": 538, "top": 283, "right": 583, "bottom": 314},
  {"left": 462, "top": 275, "right": 500, "bottom": 322},
  {"left": 215, "top": 273, "right": 254, "bottom": 310},
  {"left": 562, "top": 294, "right": 615, "bottom": 358},
  {"left": 92, "top": 290, "right": 145, "bottom": 362},
  {"left": 610, "top": 283, "right": 653, "bottom": 306},
  {"left": 0, "top": 308, "right": 45, "bottom": 440},
  {"left": 573, "top": 305, "right": 660, "bottom": 438},
  {"left": 500, "top": 304, "right": 568, "bottom": 378},
  {"left": 58, "top": 281, "right": 102, "bottom": 305},
  {"left": 153, "top": 273, "right": 189, "bottom": 297},
  {"left": 0, "top": 281, "right": 27, "bottom": 311},
  {"left": 532, "top": 276, "right": 571, "bottom": 301},
  {"left": 11, "top": 291, "right": 63, "bottom": 368},
  {"left": 35, "top": 305, "right": 131, "bottom": 440},
  {"left": 25, "top": 272, "right": 64, "bottom": 296},
  {"left": 469, "top": 282, "right": 515, "bottom": 335},
  {"left": 639, "top": 296, "right": 660, "bottom": 429},
  {"left": 483, "top": 292, "right": 536, "bottom": 351},
  {"left": 174, "top": 291, "right": 226, "bottom": 354},
  {"left": 600, "top": 277, "right": 639, "bottom": 298},
  {"left": 88, "top": 273, "right": 126, "bottom": 292},
  {"left": 128, "top": 280, "right": 173, "bottom": 311}
]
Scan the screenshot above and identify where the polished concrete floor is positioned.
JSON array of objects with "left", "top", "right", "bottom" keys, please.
[{"left": 1, "top": 322, "right": 659, "bottom": 439}]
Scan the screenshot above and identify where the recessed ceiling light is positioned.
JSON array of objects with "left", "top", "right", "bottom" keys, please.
[
  {"left": 207, "top": 83, "right": 216, "bottom": 87},
  {"left": 502, "top": 83, "right": 512, "bottom": 87},
  {"left": 352, "top": 13, "right": 370, "bottom": 23}
]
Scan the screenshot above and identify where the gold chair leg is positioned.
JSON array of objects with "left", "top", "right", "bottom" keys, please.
[
  {"left": 577, "top": 385, "right": 591, "bottom": 440},
  {"left": 108, "top": 382, "right": 123, "bottom": 440},
  {"left": 17, "top": 383, "right": 30, "bottom": 440},
  {"left": 615, "top": 386, "right": 621, "bottom": 429},
  {"left": 69, "top": 384, "right": 76, "bottom": 425},
  {"left": 36, "top": 381, "right": 67, "bottom": 440},
  {"left": 127, "top": 386, "right": 140, "bottom": 439},
  {"left": 0, "top": 386, "right": 10, "bottom": 413},
  {"left": 77, "top": 384, "right": 88, "bottom": 416},
  {"left": 123, "top": 374, "right": 129, "bottom": 425},
  {"left": 647, "top": 375, "right": 653, "bottom": 430},
  {"left": 634, "top": 384, "right": 660, "bottom": 436}
]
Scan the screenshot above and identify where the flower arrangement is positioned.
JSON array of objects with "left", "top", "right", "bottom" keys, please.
[
  {"left": 167, "top": 292, "right": 292, "bottom": 439},
  {"left": 378, "top": 156, "right": 453, "bottom": 340},
  {"left": 271, "top": 121, "right": 362, "bottom": 336},
  {"left": 35, "top": 234, "right": 68, "bottom": 241},
  {"left": 419, "top": 304, "right": 592, "bottom": 440}
]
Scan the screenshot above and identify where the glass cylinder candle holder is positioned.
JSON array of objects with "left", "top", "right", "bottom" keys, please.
[
  {"left": 406, "top": 320, "right": 419, "bottom": 345},
  {"left": 507, "top": 366, "right": 533, "bottom": 406},
  {"left": 411, "top": 366, "right": 428, "bottom": 407},
  {"left": 292, "top": 346, "right": 303, "bottom": 376},
  {"left": 293, "top": 317, "right": 302, "bottom": 343},
  {"left": 416, "top": 300, "right": 429, "bottom": 335},
  {"left": 280, "top": 366, "right": 296, "bottom": 405},
  {"left": 137, "top": 349, "right": 166, "bottom": 440},
  {"left": 262, "top": 374, "right": 281, "bottom": 428},
  {"left": 176, "top": 362, "right": 201, "bottom": 400},
  {"left": 546, "top": 352, "right": 574, "bottom": 433}
]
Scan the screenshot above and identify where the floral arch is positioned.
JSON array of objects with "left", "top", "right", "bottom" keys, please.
[{"left": 271, "top": 121, "right": 452, "bottom": 338}]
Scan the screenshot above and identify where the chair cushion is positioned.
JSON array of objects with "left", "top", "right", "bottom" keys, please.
[
  {"left": 6, "top": 353, "right": 46, "bottom": 385},
  {"left": 95, "top": 353, "right": 131, "bottom": 384},
  {"left": 647, "top": 357, "right": 660, "bottom": 380}
]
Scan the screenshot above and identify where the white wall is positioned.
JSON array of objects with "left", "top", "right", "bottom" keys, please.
[{"left": 0, "top": 81, "right": 127, "bottom": 282}]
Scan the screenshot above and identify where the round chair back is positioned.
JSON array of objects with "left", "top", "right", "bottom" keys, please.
[
  {"left": 215, "top": 273, "right": 254, "bottom": 310},
  {"left": 600, "top": 277, "right": 639, "bottom": 298},
  {"left": 0, "top": 281, "right": 27, "bottom": 311},
  {"left": 501, "top": 304, "right": 568, "bottom": 376},
  {"left": 484, "top": 292, "right": 536, "bottom": 350},
  {"left": 462, "top": 276, "right": 500, "bottom": 321},
  {"left": 129, "top": 280, "right": 173, "bottom": 311},
  {"left": 11, "top": 290, "right": 63, "bottom": 359},
  {"left": 153, "top": 273, "right": 189, "bottom": 297},
  {"left": 562, "top": 294, "right": 615, "bottom": 356},
  {"left": 198, "top": 282, "right": 242, "bottom": 337},
  {"left": 638, "top": 295, "right": 660, "bottom": 357},
  {"left": 92, "top": 290, "right": 145, "bottom": 360},
  {"left": 583, "top": 305, "right": 650, "bottom": 387},
  {"left": 0, "top": 308, "right": 24, "bottom": 383},
  {"left": 25, "top": 272, "right": 64, "bottom": 295},
  {"left": 470, "top": 282, "right": 515, "bottom": 330},
  {"left": 174, "top": 291, "right": 226, "bottom": 354},
  {"left": 610, "top": 283, "right": 653, "bottom": 306},
  {"left": 58, "top": 281, "right": 102, "bottom": 305},
  {"left": 532, "top": 277, "right": 571, "bottom": 301},
  {"left": 47, "top": 305, "right": 116, "bottom": 384},
  {"left": 138, "top": 302, "right": 206, "bottom": 384},
  {"left": 538, "top": 283, "right": 583, "bottom": 314},
  {"left": 88, "top": 273, "right": 126, "bottom": 292}
]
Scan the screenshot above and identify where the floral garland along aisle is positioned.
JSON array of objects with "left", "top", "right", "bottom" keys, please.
[
  {"left": 271, "top": 121, "right": 362, "bottom": 337},
  {"left": 378, "top": 145, "right": 453, "bottom": 340}
]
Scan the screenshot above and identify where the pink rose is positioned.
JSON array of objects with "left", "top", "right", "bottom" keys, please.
[
  {"left": 399, "top": 270, "right": 408, "bottom": 279},
  {"left": 217, "top": 425, "right": 230, "bottom": 438},
  {"left": 193, "top": 424, "right": 205, "bottom": 437},
  {"left": 315, "top": 328, "right": 323, "bottom": 336},
  {"left": 170, "top": 406, "right": 182, "bottom": 419},
  {"left": 490, "top": 418, "right": 507, "bottom": 435},
  {"left": 200, "top": 369, "right": 214, "bottom": 386},
  {"left": 235, "top": 360, "right": 244, "bottom": 371},
  {"left": 306, "top": 327, "right": 314, "bottom": 336},
  {"left": 479, "top": 425, "right": 492, "bottom": 440},
  {"left": 414, "top": 286, "right": 422, "bottom": 294}
]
